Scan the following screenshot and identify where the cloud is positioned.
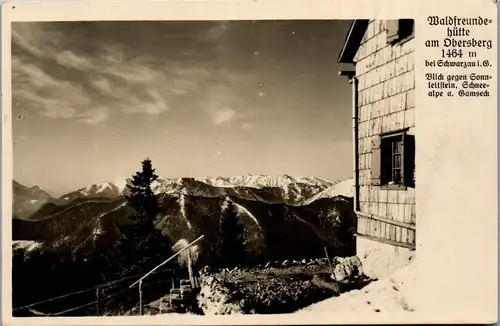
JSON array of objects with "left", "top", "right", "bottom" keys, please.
[
  {"left": 11, "top": 29, "right": 43, "bottom": 58},
  {"left": 106, "top": 64, "right": 159, "bottom": 84},
  {"left": 10, "top": 21, "right": 254, "bottom": 126},
  {"left": 11, "top": 24, "right": 176, "bottom": 124},
  {"left": 55, "top": 50, "right": 94, "bottom": 70},
  {"left": 200, "top": 80, "right": 258, "bottom": 128},
  {"left": 12, "top": 55, "right": 109, "bottom": 125},
  {"left": 203, "top": 22, "right": 230, "bottom": 41},
  {"left": 80, "top": 107, "right": 110, "bottom": 125},
  {"left": 211, "top": 107, "right": 237, "bottom": 126},
  {"left": 89, "top": 77, "right": 114, "bottom": 96},
  {"left": 122, "top": 89, "right": 169, "bottom": 115}
]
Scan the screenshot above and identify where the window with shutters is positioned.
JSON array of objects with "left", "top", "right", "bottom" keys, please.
[
  {"left": 371, "top": 131, "right": 415, "bottom": 189},
  {"left": 386, "top": 19, "right": 415, "bottom": 45}
]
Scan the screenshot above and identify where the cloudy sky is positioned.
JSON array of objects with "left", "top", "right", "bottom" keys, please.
[{"left": 12, "top": 20, "right": 353, "bottom": 196}]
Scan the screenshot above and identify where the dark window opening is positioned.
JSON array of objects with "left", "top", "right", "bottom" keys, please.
[
  {"left": 387, "top": 19, "right": 415, "bottom": 44},
  {"left": 371, "top": 131, "right": 415, "bottom": 188},
  {"left": 382, "top": 134, "right": 404, "bottom": 186},
  {"left": 398, "top": 19, "right": 415, "bottom": 40}
]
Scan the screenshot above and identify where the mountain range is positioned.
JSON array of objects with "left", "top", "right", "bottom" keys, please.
[
  {"left": 57, "top": 175, "right": 336, "bottom": 204},
  {"left": 14, "top": 175, "right": 351, "bottom": 220},
  {"left": 13, "top": 175, "right": 355, "bottom": 265}
]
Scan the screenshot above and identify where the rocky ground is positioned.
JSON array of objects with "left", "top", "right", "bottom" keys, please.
[{"left": 197, "top": 256, "right": 372, "bottom": 315}]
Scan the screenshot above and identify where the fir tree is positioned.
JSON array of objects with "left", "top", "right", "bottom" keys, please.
[
  {"left": 125, "top": 158, "right": 161, "bottom": 224},
  {"left": 215, "top": 199, "right": 246, "bottom": 267},
  {"left": 110, "top": 158, "right": 172, "bottom": 279}
]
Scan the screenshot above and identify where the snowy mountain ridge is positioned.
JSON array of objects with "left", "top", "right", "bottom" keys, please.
[{"left": 61, "top": 174, "right": 339, "bottom": 201}]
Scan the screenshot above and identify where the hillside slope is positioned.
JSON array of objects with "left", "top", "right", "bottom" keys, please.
[
  {"left": 13, "top": 181, "right": 53, "bottom": 219},
  {"left": 301, "top": 178, "right": 354, "bottom": 205},
  {"left": 13, "top": 192, "right": 356, "bottom": 265}
]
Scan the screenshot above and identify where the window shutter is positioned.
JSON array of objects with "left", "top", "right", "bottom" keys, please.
[
  {"left": 399, "top": 19, "right": 415, "bottom": 39},
  {"left": 403, "top": 134, "right": 415, "bottom": 188},
  {"left": 386, "top": 20, "right": 400, "bottom": 43},
  {"left": 371, "top": 137, "right": 382, "bottom": 186}
]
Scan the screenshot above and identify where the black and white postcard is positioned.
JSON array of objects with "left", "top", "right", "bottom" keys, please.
[{"left": 2, "top": 1, "right": 497, "bottom": 325}]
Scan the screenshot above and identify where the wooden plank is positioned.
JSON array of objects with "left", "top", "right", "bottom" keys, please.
[
  {"left": 361, "top": 217, "right": 367, "bottom": 234},
  {"left": 411, "top": 204, "right": 416, "bottom": 224},
  {"left": 356, "top": 210, "right": 416, "bottom": 230},
  {"left": 404, "top": 204, "right": 411, "bottom": 223},
  {"left": 408, "top": 229, "right": 416, "bottom": 245},
  {"left": 379, "top": 201, "right": 387, "bottom": 217},
  {"left": 364, "top": 218, "right": 370, "bottom": 236},
  {"left": 401, "top": 226, "right": 408, "bottom": 243},
  {"left": 396, "top": 225, "right": 402, "bottom": 242},
  {"left": 357, "top": 232, "right": 416, "bottom": 250},
  {"left": 386, "top": 224, "right": 392, "bottom": 241},
  {"left": 357, "top": 217, "right": 363, "bottom": 234}
]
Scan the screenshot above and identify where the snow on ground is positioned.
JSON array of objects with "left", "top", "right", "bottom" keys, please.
[
  {"left": 13, "top": 240, "right": 42, "bottom": 252},
  {"left": 295, "top": 261, "right": 417, "bottom": 314}
]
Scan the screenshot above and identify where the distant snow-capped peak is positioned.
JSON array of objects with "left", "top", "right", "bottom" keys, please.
[
  {"left": 63, "top": 174, "right": 338, "bottom": 202},
  {"left": 196, "top": 174, "right": 334, "bottom": 189}
]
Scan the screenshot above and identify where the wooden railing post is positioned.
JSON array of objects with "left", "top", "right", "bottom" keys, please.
[
  {"left": 139, "top": 280, "right": 143, "bottom": 316},
  {"left": 129, "top": 235, "right": 204, "bottom": 289},
  {"left": 324, "top": 247, "right": 334, "bottom": 274},
  {"left": 187, "top": 249, "right": 194, "bottom": 288},
  {"left": 95, "top": 288, "right": 100, "bottom": 315}
]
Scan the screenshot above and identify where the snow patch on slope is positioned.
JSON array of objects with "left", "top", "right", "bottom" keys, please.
[
  {"left": 234, "top": 202, "right": 260, "bottom": 227},
  {"left": 178, "top": 192, "right": 192, "bottom": 229},
  {"left": 13, "top": 240, "right": 42, "bottom": 252},
  {"left": 301, "top": 178, "right": 354, "bottom": 205},
  {"left": 96, "top": 182, "right": 114, "bottom": 194}
]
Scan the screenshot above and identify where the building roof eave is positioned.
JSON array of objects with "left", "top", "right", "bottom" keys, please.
[{"left": 337, "top": 19, "right": 370, "bottom": 64}]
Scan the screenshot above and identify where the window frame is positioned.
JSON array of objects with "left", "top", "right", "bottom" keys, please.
[
  {"left": 386, "top": 19, "right": 415, "bottom": 46},
  {"left": 380, "top": 131, "right": 408, "bottom": 190}
]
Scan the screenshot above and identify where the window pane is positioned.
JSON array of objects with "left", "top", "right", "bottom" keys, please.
[
  {"left": 393, "top": 169, "right": 402, "bottom": 183},
  {"left": 393, "top": 139, "right": 402, "bottom": 154},
  {"left": 393, "top": 154, "right": 401, "bottom": 168}
]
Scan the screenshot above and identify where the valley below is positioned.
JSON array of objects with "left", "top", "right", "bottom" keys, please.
[{"left": 12, "top": 175, "right": 361, "bottom": 316}]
